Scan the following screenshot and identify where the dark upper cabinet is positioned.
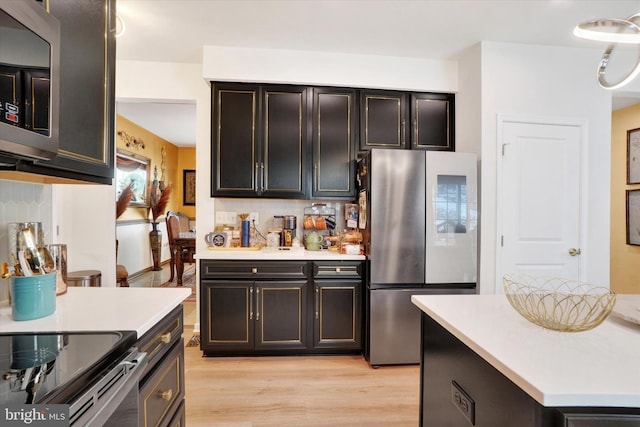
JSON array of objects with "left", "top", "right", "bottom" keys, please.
[
  {"left": 359, "top": 90, "right": 455, "bottom": 153},
  {"left": 310, "top": 87, "right": 357, "bottom": 200},
  {"left": 261, "top": 86, "right": 308, "bottom": 198},
  {"left": 410, "top": 92, "right": 454, "bottom": 151},
  {"left": 11, "top": 0, "right": 116, "bottom": 184},
  {"left": 211, "top": 83, "right": 308, "bottom": 198},
  {"left": 359, "top": 90, "right": 408, "bottom": 151},
  {"left": 211, "top": 83, "right": 260, "bottom": 196}
]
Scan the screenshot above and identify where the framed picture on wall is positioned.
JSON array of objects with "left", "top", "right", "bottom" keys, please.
[
  {"left": 628, "top": 128, "right": 640, "bottom": 184},
  {"left": 183, "top": 169, "right": 196, "bottom": 206},
  {"left": 115, "top": 149, "right": 151, "bottom": 207},
  {"left": 627, "top": 189, "right": 640, "bottom": 246}
]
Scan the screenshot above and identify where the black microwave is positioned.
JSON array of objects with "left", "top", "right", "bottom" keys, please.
[{"left": 0, "top": 0, "right": 60, "bottom": 161}]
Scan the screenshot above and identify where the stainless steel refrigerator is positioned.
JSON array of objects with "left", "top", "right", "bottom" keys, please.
[{"left": 359, "top": 149, "right": 478, "bottom": 366}]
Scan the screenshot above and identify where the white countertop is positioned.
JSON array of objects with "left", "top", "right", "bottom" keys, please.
[
  {"left": 0, "top": 287, "right": 191, "bottom": 338},
  {"left": 196, "top": 247, "right": 365, "bottom": 261},
  {"left": 411, "top": 294, "right": 640, "bottom": 408}
]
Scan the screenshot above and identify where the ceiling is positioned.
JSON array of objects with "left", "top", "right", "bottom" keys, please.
[{"left": 114, "top": 0, "right": 640, "bottom": 147}]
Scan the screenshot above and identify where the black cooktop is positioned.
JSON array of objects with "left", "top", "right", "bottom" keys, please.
[{"left": 0, "top": 331, "right": 136, "bottom": 406}]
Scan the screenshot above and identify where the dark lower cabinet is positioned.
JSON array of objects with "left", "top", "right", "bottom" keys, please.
[
  {"left": 420, "top": 314, "right": 640, "bottom": 427},
  {"left": 200, "top": 259, "right": 364, "bottom": 356},
  {"left": 201, "top": 278, "right": 308, "bottom": 354},
  {"left": 136, "top": 305, "right": 185, "bottom": 427},
  {"left": 314, "top": 280, "right": 362, "bottom": 350}
]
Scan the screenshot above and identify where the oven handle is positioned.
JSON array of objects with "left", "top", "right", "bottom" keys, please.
[{"left": 69, "top": 349, "right": 147, "bottom": 426}]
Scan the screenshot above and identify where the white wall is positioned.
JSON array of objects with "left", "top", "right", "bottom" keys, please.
[
  {"left": 473, "top": 41, "right": 612, "bottom": 293},
  {"left": 53, "top": 184, "right": 117, "bottom": 286}
]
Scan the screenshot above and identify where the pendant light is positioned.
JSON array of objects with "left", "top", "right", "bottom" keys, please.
[{"left": 574, "top": 13, "right": 640, "bottom": 89}]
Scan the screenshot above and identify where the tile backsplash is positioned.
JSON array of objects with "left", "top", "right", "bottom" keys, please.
[
  {"left": 0, "top": 180, "right": 53, "bottom": 301},
  {"left": 214, "top": 198, "right": 348, "bottom": 243}
]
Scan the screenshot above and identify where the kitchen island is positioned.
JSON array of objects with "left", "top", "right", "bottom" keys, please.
[{"left": 412, "top": 294, "right": 640, "bottom": 427}]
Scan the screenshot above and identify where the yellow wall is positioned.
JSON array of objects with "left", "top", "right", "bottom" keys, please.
[
  {"left": 611, "top": 105, "right": 640, "bottom": 293},
  {"left": 115, "top": 115, "right": 196, "bottom": 221}
]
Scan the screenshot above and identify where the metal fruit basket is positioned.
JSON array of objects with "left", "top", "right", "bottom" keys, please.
[{"left": 502, "top": 274, "right": 616, "bottom": 332}]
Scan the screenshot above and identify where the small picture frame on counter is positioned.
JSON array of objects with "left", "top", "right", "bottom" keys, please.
[{"left": 345, "top": 203, "right": 359, "bottom": 228}]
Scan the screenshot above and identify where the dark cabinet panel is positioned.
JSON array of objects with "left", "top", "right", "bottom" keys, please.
[
  {"left": 212, "top": 84, "right": 259, "bottom": 196},
  {"left": 262, "top": 86, "right": 308, "bottom": 198},
  {"left": 410, "top": 92, "right": 454, "bottom": 151},
  {"left": 28, "top": 0, "right": 115, "bottom": 183},
  {"left": 201, "top": 280, "right": 254, "bottom": 351},
  {"left": 311, "top": 87, "right": 357, "bottom": 199},
  {"left": 314, "top": 280, "right": 362, "bottom": 350},
  {"left": 255, "top": 281, "right": 308, "bottom": 350},
  {"left": 211, "top": 84, "right": 308, "bottom": 198},
  {"left": 312, "top": 261, "right": 363, "bottom": 351},
  {"left": 359, "top": 90, "right": 407, "bottom": 151},
  {"left": 200, "top": 260, "right": 364, "bottom": 356}
]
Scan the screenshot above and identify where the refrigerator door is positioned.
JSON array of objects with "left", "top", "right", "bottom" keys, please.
[
  {"left": 368, "top": 149, "right": 426, "bottom": 284},
  {"left": 425, "top": 151, "right": 478, "bottom": 284},
  {"left": 368, "top": 286, "right": 475, "bottom": 366}
]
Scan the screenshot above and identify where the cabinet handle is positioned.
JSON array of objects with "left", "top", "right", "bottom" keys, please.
[
  {"left": 160, "top": 332, "right": 171, "bottom": 344},
  {"left": 335, "top": 267, "right": 341, "bottom": 273},
  {"left": 254, "top": 162, "right": 260, "bottom": 192},
  {"left": 260, "top": 162, "right": 265, "bottom": 192},
  {"left": 249, "top": 287, "right": 254, "bottom": 320},
  {"left": 252, "top": 267, "right": 257, "bottom": 274},
  {"left": 314, "top": 163, "right": 318, "bottom": 191},
  {"left": 315, "top": 286, "right": 319, "bottom": 319},
  {"left": 158, "top": 389, "right": 173, "bottom": 402},
  {"left": 413, "top": 119, "right": 417, "bottom": 148},
  {"left": 256, "top": 288, "right": 260, "bottom": 321},
  {"left": 401, "top": 119, "right": 406, "bottom": 146}
]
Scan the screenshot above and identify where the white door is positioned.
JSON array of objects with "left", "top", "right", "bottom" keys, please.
[{"left": 499, "top": 120, "right": 582, "bottom": 284}]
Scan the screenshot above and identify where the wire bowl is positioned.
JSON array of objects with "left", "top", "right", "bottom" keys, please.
[{"left": 502, "top": 274, "right": 616, "bottom": 332}]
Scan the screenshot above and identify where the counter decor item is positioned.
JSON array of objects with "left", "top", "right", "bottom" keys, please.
[
  {"left": 503, "top": 273, "right": 616, "bottom": 332},
  {"left": 239, "top": 213, "right": 250, "bottom": 247},
  {"left": 10, "top": 272, "right": 56, "bottom": 321},
  {"left": 148, "top": 179, "right": 172, "bottom": 271}
]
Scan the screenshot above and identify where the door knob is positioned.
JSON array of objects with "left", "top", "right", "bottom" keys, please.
[{"left": 568, "top": 248, "right": 581, "bottom": 256}]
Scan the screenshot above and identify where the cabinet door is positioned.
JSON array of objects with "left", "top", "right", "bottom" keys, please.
[
  {"left": 261, "top": 86, "right": 308, "bottom": 198},
  {"left": 255, "top": 280, "right": 308, "bottom": 350},
  {"left": 410, "top": 92, "right": 455, "bottom": 151},
  {"left": 359, "top": 90, "right": 408, "bottom": 151},
  {"left": 201, "top": 280, "right": 254, "bottom": 353},
  {"left": 32, "top": 0, "right": 115, "bottom": 183},
  {"left": 211, "top": 83, "right": 260, "bottom": 197},
  {"left": 314, "top": 280, "right": 362, "bottom": 350},
  {"left": 311, "top": 87, "right": 357, "bottom": 199}
]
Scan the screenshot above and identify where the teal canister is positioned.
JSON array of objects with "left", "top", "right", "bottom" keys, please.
[{"left": 10, "top": 272, "right": 56, "bottom": 321}]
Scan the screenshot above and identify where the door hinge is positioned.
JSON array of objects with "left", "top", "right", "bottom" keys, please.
[{"left": 501, "top": 235, "right": 504, "bottom": 247}]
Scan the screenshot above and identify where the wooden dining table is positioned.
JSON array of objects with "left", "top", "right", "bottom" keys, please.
[{"left": 175, "top": 232, "right": 196, "bottom": 285}]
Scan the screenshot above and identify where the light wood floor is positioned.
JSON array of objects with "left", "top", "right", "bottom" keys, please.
[
  {"left": 183, "top": 347, "right": 420, "bottom": 427},
  {"left": 132, "top": 267, "right": 421, "bottom": 426}
]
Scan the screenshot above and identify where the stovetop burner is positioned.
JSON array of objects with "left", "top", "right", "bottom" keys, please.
[{"left": 0, "top": 331, "right": 136, "bottom": 406}]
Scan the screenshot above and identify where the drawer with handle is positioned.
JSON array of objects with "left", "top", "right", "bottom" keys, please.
[
  {"left": 137, "top": 304, "right": 183, "bottom": 377},
  {"left": 313, "top": 261, "right": 363, "bottom": 278}
]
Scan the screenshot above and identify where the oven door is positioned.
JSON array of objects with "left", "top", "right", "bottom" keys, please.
[{"left": 69, "top": 349, "right": 147, "bottom": 426}]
